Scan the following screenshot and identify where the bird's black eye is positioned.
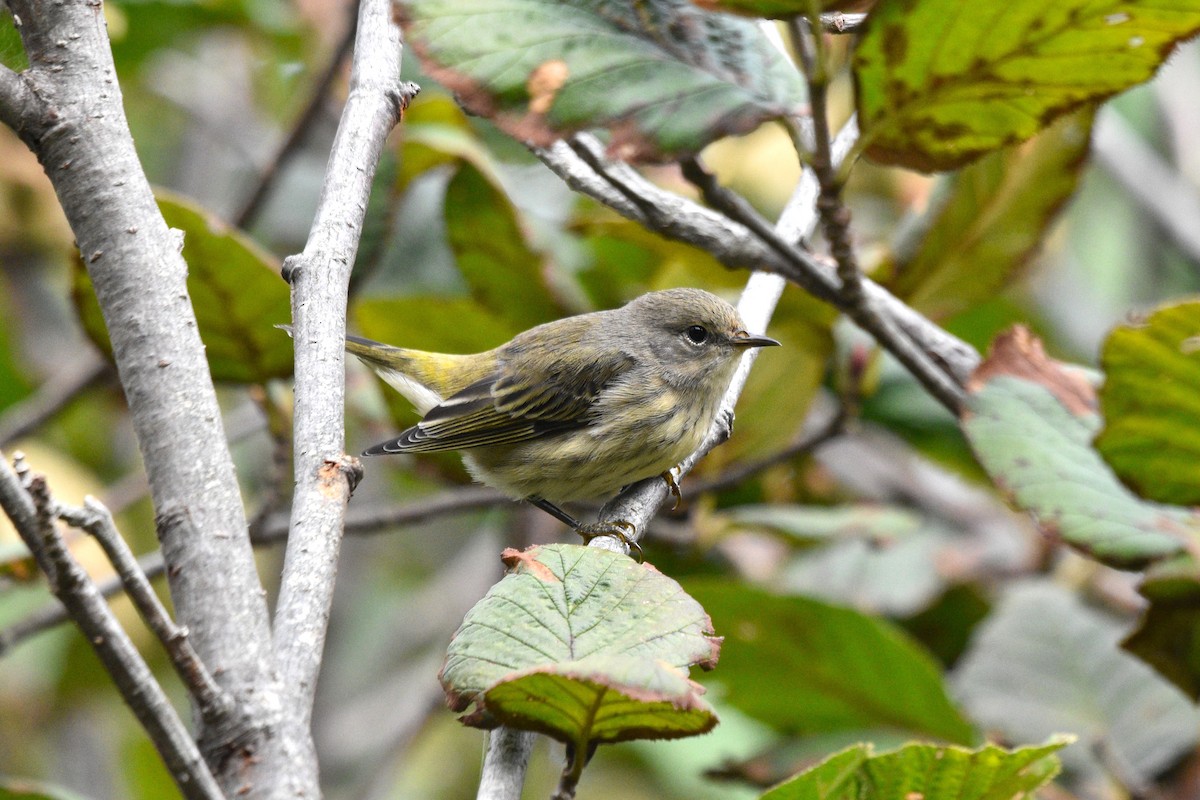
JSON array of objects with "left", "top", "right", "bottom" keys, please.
[{"left": 685, "top": 325, "right": 710, "bottom": 345}]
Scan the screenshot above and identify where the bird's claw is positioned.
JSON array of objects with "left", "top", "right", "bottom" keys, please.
[
  {"left": 661, "top": 469, "right": 683, "bottom": 511},
  {"left": 576, "top": 520, "right": 643, "bottom": 562}
]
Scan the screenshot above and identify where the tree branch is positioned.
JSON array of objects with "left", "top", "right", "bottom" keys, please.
[
  {"left": 0, "top": 454, "right": 223, "bottom": 800},
  {"left": 56, "top": 497, "right": 234, "bottom": 728},
  {"left": 273, "top": 0, "right": 416, "bottom": 787},
  {"left": 533, "top": 134, "right": 981, "bottom": 384},
  {"left": 2, "top": 0, "right": 280, "bottom": 788}
]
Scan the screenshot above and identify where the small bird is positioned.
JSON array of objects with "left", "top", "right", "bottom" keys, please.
[{"left": 348, "top": 288, "right": 779, "bottom": 548}]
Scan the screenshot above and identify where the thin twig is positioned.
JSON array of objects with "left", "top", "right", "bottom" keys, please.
[
  {"left": 0, "top": 454, "right": 223, "bottom": 800},
  {"left": 233, "top": 0, "right": 360, "bottom": 230},
  {"left": 679, "top": 157, "right": 965, "bottom": 411},
  {"left": 533, "top": 134, "right": 982, "bottom": 385},
  {"left": 255, "top": 485, "right": 509, "bottom": 543},
  {"left": 0, "top": 353, "right": 111, "bottom": 448},
  {"left": 56, "top": 497, "right": 234, "bottom": 727}
]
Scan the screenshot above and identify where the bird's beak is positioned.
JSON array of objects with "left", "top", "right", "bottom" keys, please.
[{"left": 731, "top": 330, "right": 781, "bottom": 348}]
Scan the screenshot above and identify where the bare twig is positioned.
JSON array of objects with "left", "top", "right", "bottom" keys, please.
[
  {"left": 679, "top": 156, "right": 965, "bottom": 411},
  {"left": 0, "top": 455, "right": 223, "bottom": 800},
  {"left": 273, "top": 0, "right": 416, "bottom": 787},
  {"left": 255, "top": 485, "right": 509, "bottom": 543},
  {"left": 0, "top": 353, "right": 111, "bottom": 448},
  {"left": 534, "top": 134, "right": 982, "bottom": 384},
  {"left": 56, "top": 497, "right": 234, "bottom": 727},
  {"left": 233, "top": 0, "right": 360, "bottom": 229}
]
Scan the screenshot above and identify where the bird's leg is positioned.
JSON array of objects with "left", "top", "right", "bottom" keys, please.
[
  {"left": 661, "top": 468, "right": 683, "bottom": 510},
  {"left": 527, "top": 496, "right": 583, "bottom": 529},
  {"left": 527, "top": 497, "right": 644, "bottom": 562}
]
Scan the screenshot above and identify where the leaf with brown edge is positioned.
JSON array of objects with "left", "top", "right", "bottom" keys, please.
[
  {"left": 854, "top": 0, "right": 1200, "bottom": 171},
  {"left": 961, "top": 328, "right": 1198, "bottom": 567},
  {"left": 441, "top": 544, "right": 721, "bottom": 735},
  {"left": 396, "top": 0, "right": 805, "bottom": 162},
  {"left": 474, "top": 655, "right": 717, "bottom": 745}
]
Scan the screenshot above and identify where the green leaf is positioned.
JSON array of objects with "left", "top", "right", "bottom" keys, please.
[
  {"left": 72, "top": 191, "right": 292, "bottom": 383},
  {"left": 760, "top": 737, "right": 1069, "bottom": 800},
  {"left": 444, "top": 164, "right": 563, "bottom": 330},
  {"left": 1095, "top": 299, "right": 1200, "bottom": 505},
  {"left": 890, "top": 110, "right": 1094, "bottom": 319},
  {"left": 686, "top": 582, "right": 975, "bottom": 743},
  {"left": 954, "top": 581, "right": 1200, "bottom": 786},
  {"left": 480, "top": 655, "right": 716, "bottom": 745},
  {"left": 1122, "top": 556, "right": 1200, "bottom": 700},
  {"left": 441, "top": 544, "right": 721, "bottom": 741},
  {"left": 961, "top": 328, "right": 1195, "bottom": 567},
  {"left": 397, "top": 0, "right": 805, "bottom": 161},
  {"left": 397, "top": 94, "right": 499, "bottom": 191},
  {"left": 854, "top": 0, "right": 1200, "bottom": 171}
]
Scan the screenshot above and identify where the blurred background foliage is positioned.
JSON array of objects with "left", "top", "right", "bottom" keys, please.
[{"left": 2, "top": 0, "right": 1200, "bottom": 798}]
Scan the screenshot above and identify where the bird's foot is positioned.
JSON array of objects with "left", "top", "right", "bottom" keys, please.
[
  {"left": 576, "top": 520, "right": 643, "bottom": 562},
  {"left": 661, "top": 469, "right": 683, "bottom": 511}
]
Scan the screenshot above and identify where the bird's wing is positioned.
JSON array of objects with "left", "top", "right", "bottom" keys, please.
[{"left": 364, "top": 340, "right": 635, "bottom": 455}]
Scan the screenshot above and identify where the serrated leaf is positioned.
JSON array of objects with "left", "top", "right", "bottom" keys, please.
[
  {"left": 72, "top": 191, "right": 292, "bottom": 383},
  {"left": 760, "top": 737, "right": 1068, "bottom": 800},
  {"left": 1096, "top": 299, "right": 1200, "bottom": 505},
  {"left": 890, "top": 110, "right": 1094, "bottom": 318},
  {"left": 962, "top": 328, "right": 1195, "bottom": 567},
  {"left": 954, "top": 581, "right": 1200, "bottom": 787},
  {"left": 686, "top": 582, "right": 975, "bottom": 743},
  {"left": 398, "top": 0, "right": 805, "bottom": 161},
  {"left": 444, "top": 164, "right": 563, "bottom": 330},
  {"left": 481, "top": 655, "right": 716, "bottom": 745},
  {"left": 441, "top": 544, "right": 721, "bottom": 730},
  {"left": 1122, "top": 556, "right": 1200, "bottom": 700},
  {"left": 854, "top": 0, "right": 1200, "bottom": 171}
]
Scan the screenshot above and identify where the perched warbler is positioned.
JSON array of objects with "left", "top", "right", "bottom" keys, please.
[{"left": 348, "top": 288, "right": 779, "bottom": 545}]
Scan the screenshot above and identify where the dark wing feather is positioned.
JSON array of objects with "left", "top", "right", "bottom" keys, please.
[{"left": 364, "top": 331, "right": 635, "bottom": 455}]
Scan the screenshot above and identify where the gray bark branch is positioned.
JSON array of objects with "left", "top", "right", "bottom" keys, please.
[
  {"left": 0, "top": 454, "right": 224, "bottom": 800},
  {"left": 272, "top": 0, "right": 416, "bottom": 790},
  {"left": 0, "top": 0, "right": 288, "bottom": 792}
]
